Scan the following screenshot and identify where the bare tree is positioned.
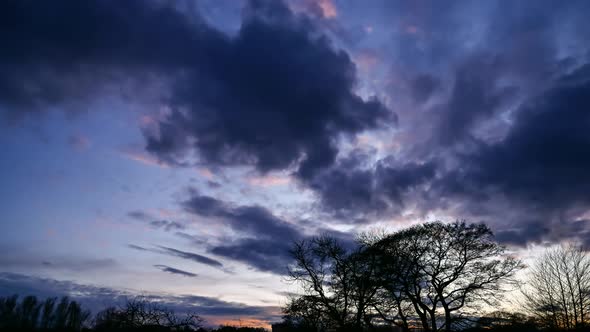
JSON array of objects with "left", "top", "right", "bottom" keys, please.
[
  {"left": 374, "top": 221, "right": 522, "bottom": 331},
  {"left": 521, "top": 244, "right": 590, "bottom": 329},
  {"left": 94, "top": 297, "right": 203, "bottom": 331},
  {"left": 287, "top": 236, "right": 381, "bottom": 332},
  {"left": 359, "top": 230, "right": 415, "bottom": 332},
  {"left": 285, "top": 222, "right": 522, "bottom": 332}
]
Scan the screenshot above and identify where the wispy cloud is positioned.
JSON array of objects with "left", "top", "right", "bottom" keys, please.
[
  {"left": 156, "top": 246, "right": 224, "bottom": 269},
  {"left": 118, "top": 147, "right": 169, "bottom": 168},
  {"left": 128, "top": 244, "right": 225, "bottom": 270},
  {"left": 153, "top": 264, "right": 197, "bottom": 277}
]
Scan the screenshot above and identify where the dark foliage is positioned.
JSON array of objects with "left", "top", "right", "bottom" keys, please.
[{"left": 0, "top": 295, "right": 89, "bottom": 331}]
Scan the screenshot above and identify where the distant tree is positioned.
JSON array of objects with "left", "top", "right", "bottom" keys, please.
[
  {"left": 521, "top": 244, "right": 590, "bottom": 330},
  {"left": 465, "top": 311, "right": 539, "bottom": 332},
  {"left": 211, "top": 326, "right": 266, "bottom": 332},
  {"left": 0, "top": 295, "right": 19, "bottom": 329},
  {"left": 0, "top": 295, "right": 89, "bottom": 331},
  {"left": 40, "top": 297, "right": 57, "bottom": 329},
  {"left": 373, "top": 221, "right": 522, "bottom": 331},
  {"left": 94, "top": 297, "right": 203, "bottom": 331}
]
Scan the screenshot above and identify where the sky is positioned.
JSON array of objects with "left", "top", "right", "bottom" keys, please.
[{"left": 1, "top": 0, "right": 590, "bottom": 328}]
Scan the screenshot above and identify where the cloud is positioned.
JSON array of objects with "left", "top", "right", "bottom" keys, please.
[
  {"left": 410, "top": 74, "right": 440, "bottom": 103},
  {"left": 0, "top": 0, "right": 198, "bottom": 118},
  {"left": 127, "top": 244, "right": 149, "bottom": 251},
  {"left": 127, "top": 210, "right": 152, "bottom": 221},
  {"left": 0, "top": 272, "right": 280, "bottom": 324},
  {"left": 141, "top": 0, "right": 393, "bottom": 178},
  {"left": 182, "top": 189, "right": 300, "bottom": 241},
  {"left": 181, "top": 190, "right": 301, "bottom": 274},
  {"left": 128, "top": 244, "right": 225, "bottom": 270},
  {"left": 181, "top": 190, "right": 355, "bottom": 274},
  {"left": 435, "top": 55, "right": 519, "bottom": 145},
  {"left": 3, "top": 0, "right": 590, "bottom": 252},
  {"left": 0, "top": 251, "right": 117, "bottom": 272},
  {"left": 153, "top": 264, "right": 197, "bottom": 277},
  {"left": 432, "top": 64, "right": 590, "bottom": 246},
  {"left": 0, "top": 0, "right": 393, "bottom": 181},
  {"left": 440, "top": 65, "right": 590, "bottom": 209},
  {"left": 127, "top": 210, "right": 185, "bottom": 231},
  {"left": 209, "top": 238, "right": 293, "bottom": 275},
  {"left": 305, "top": 150, "right": 437, "bottom": 221},
  {"left": 155, "top": 246, "right": 224, "bottom": 269},
  {"left": 149, "top": 220, "right": 185, "bottom": 232}
]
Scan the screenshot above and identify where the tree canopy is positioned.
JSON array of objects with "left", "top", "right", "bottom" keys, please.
[{"left": 286, "top": 221, "right": 523, "bottom": 332}]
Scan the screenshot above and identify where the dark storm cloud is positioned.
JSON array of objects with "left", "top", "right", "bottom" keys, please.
[
  {"left": 153, "top": 264, "right": 197, "bottom": 278},
  {"left": 182, "top": 189, "right": 300, "bottom": 240},
  {"left": 182, "top": 190, "right": 355, "bottom": 274},
  {"left": 376, "top": 0, "right": 588, "bottom": 149},
  {"left": 211, "top": 239, "right": 293, "bottom": 275},
  {"left": 493, "top": 220, "right": 552, "bottom": 247},
  {"left": 305, "top": 150, "right": 437, "bottom": 221},
  {"left": 0, "top": 0, "right": 211, "bottom": 118},
  {"left": 145, "top": 0, "right": 393, "bottom": 178},
  {"left": 0, "top": 272, "right": 279, "bottom": 320},
  {"left": 440, "top": 65, "right": 590, "bottom": 211},
  {"left": 129, "top": 190, "right": 304, "bottom": 274},
  {"left": 298, "top": 0, "right": 590, "bottom": 245},
  {"left": 182, "top": 190, "right": 302, "bottom": 273},
  {"left": 433, "top": 64, "right": 590, "bottom": 246},
  {"left": 494, "top": 218, "right": 590, "bottom": 248},
  {"left": 4, "top": 0, "right": 590, "bottom": 252},
  {"left": 411, "top": 74, "right": 440, "bottom": 103},
  {"left": 209, "top": 225, "right": 356, "bottom": 275},
  {"left": 436, "top": 55, "right": 518, "bottom": 145},
  {"left": 0, "top": 0, "right": 393, "bottom": 179}
]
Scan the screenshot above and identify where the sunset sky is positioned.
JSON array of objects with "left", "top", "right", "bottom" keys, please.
[{"left": 1, "top": 0, "right": 590, "bottom": 327}]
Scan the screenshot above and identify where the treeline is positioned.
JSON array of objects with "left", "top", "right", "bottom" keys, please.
[
  {"left": 0, "top": 295, "right": 89, "bottom": 331},
  {"left": 2, "top": 221, "right": 589, "bottom": 332},
  {"left": 0, "top": 295, "right": 262, "bottom": 332},
  {"left": 280, "top": 221, "right": 590, "bottom": 332}
]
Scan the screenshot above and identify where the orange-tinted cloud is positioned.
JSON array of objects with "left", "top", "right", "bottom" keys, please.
[
  {"left": 209, "top": 317, "right": 272, "bottom": 330},
  {"left": 119, "top": 148, "right": 169, "bottom": 168},
  {"left": 247, "top": 174, "right": 291, "bottom": 187},
  {"left": 317, "top": 0, "right": 337, "bottom": 18}
]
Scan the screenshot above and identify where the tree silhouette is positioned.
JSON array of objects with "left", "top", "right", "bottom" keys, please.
[
  {"left": 287, "top": 236, "right": 382, "bottom": 331},
  {"left": 0, "top": 295, "right": 89, "bottom": 331},
  {"left": 286, "top": 221, "right": 523, "bottom": 332},
  {"left": 373, "top": 221, "right": 522, "bottom": 331},
  {"left": 521, "top": 244, "right": 590, "bottom": 330},
  {"left": 94, "top": 297, "right": 203, "bottom": 331}
]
